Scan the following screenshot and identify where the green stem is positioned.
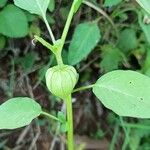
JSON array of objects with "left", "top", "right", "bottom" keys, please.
[
  {"left": 41, "top": 111, "right": 59, "bottom": 121},
  {"left": 66, "top": 95, "right": 74, "bottom": 150},
  {"left": 43, "top": 15, "right": 56, "bottom": 44},
  {"left": 55, "top": 51, "right": 63, "bottom": 65},
  {"left": 73, "top": 84, "right": 95, "bottom": 93},
  {"left": 60, "top": 1, "right": 76, "bottom": 52},
  {"left": 109, "top": 125, "right": 119, "bottom": 150}
]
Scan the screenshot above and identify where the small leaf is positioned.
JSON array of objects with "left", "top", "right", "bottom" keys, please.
[
  {"left": 48, "top": 0, "right": 55, "bottom": 12},
  {"left": 104, "top": 0, "right": 122, "bottom": 7},
  {"left": 136, "top": 0, "right": 150, "bottom": 14},
  {"left": 0, "top": 4, "right": 28, "bottom": 38},
  {"left": 57, "top": 111, "right": 66, "bottom": 123},
  {"left": 73, "top": 0, "right": 83, "bottom": 13},
  {"left": 100, "top": 45, "right": 123, "bottom": 72},
  {"left": 93, "top": 70, "right": 150, "bottom": 118},
  {"left": 68, "top": 22, "right": 101, "bottom": 65},
  {"left": 0, "top": 97, "right": 42, "bottom": 129},
  {"left": 117, "top": 28, "right": 137, "bottom": 53},
  {"left": 14, "top": 0, "right": 50, "bottom": 17},
  {"left": 16, "top": 52, "right": 38, "bottom": 73}
]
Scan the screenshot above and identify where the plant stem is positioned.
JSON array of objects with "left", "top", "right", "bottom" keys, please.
[
  {"left": 83, "top": 0, "right": 118, "bottom": 37},
  {"left": 73, "top": 84, "right": 95, "bottom": 93},
  {"left": 43, "top": 15, "right": 56, "bottom": 44},
  {"left": 60, "top": 1, "right": 76, "bottom": 52},
  {"left": 55, "top": 51, "right": 64, "bottom": 65},
  {"left": 66, "top": 95, "right": 74, "bottom": 150},
  {"left": 41, "top": 111, "right": 59, "bottom": 121},
  {"left": 109, "top": 125, "right": 119, "bottom": 150}
]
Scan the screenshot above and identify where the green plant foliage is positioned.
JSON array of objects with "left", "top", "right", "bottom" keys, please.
[
  {"left": 117, "top": 28, "right": 137, "bottom": 53},
  {"left": 138, "top": 11, "right": 150, "bottom": 45},
  {"left": 141, "top": 49, "right": 150, "bottom": 77},
  {"left": 48, "top": 0, "right": 55, "bottom": 12},
  {"left": 16, "top": 52, "right": 38, "bottom": 73},
  {"left": 14, "top": 0, "right": 50, "bottom": 16},
  {"left": 0, "top": 97, "right": 42, "bottom": 129},
  {"left": 93, "top": 70, "right": 150, "bottom": 118},
  {"left": 0, "top": 5, "right": 28, "bottom": 38},
  {"left": 100, "top": 45, "right": 123, "bottom": 72},
  {"left": 68, "top": 22, "right": 101, "bottom": 65},
  {"left": 0, "top": 35, "right": 6, "bottom": 51},
  {"left": 29, "top": 23, "right": 41, "bottom": 38},
  {"left": 104, "top": 0, "right": 122, "bottom": 7},
  {"left": 0, "top": 0, "right": 7, "bottom": 8},
  {"left": 136, "top": 0, "right": 150, "bottom": 14}
]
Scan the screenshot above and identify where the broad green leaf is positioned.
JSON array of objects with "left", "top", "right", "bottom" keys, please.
[
  {"left": 138, "top": 11, "right": 150, "bottom": 45},
  {"left": 0, "top": 0, "right": 7, "bottom": 8},
  {"left": 68, "top": 22, "right": 101, "bottom": 65},
  {"left": 14, "top": 0, "right": 50, "bottom": 16},
  {"left": 0, "top": 97, "right": 42, "bottom": 129},
  {"left": 73, "top": 0, "right": 83, "bottom": 13},
  {"left": 117, "top": 28, "right": 137, "bottom": 53},
  {"left": 136, "top": 0, "right": 150, "bottom": 14},
  {"left": 0, "top": 5, "right": 28, "bottom": 38},
  {"left": 104, "top": 0, "right": 122, "bottom": 7},
  {"left": 93, "top": 70, "right": 150, "bottom": 118},
  {"left": 100, "top": 45, "right": 123, "bottom": 72}
]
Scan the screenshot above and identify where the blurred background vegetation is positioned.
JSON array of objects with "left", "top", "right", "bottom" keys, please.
[{"left": 0, "top": 0, "right": 150, "bottom": 149}]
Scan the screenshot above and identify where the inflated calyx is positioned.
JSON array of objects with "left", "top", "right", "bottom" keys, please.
[{"left": 45, "top": 65, "right": 78, "bottom": 99}]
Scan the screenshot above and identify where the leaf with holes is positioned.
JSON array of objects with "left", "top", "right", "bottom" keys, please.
[
  {"left": 0, "top": 97, "right": 42, "bottom": 129},
  {"left": 93, "top": 70, "right": 150, "bottom": 118},
  {"left": 14, "top": 0, "right": 50, "bottom": 16}
]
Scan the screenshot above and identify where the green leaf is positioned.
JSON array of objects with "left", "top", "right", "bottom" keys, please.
[
  {"left": 141, "top": 49, "right": 150, "bottom": 77},
  {"left": 48, "top": 0, "right": 55, "bottom": 12},
  {"left": 0, "top": 97, "right": 42, "bottom": 129},
  {"left": 0, "top": 5, "right": 28, "bottom": 38},
  {"left": 104, "top": 0, "right": 122, "bottom": 7},
  {"left": 14, "top": 0, "right": 50, "bottom": 16},
  {"left": 138, "top": 11, "right": 150, "bottom": 45},
  {"left": 117, "top": 28, "right": 137, "bottom": 53},
  {"left": 136, "top": 0, "right": 150, "bottom": 14},
  {"left": 100, "top": 45, "right": 123, "bottom": 72},
  {"left": 0, "top": 0, "right": 7, "bottom": 8},
  {"left": 68, "top": 22, "right": 101, "bottom": 65},
  {"left": 93, "top": 70, "right": 150, "bottom": 118},
  {"left": 16, "top": 52, "right": 38, "bottom": 73},
  {"left": 73, "top": 0, "right": 83, "bottom": 13}
]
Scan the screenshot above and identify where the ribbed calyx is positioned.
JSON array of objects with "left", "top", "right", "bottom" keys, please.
[{"left": 45, "top": 65, "right": 78, "bottom": 99}]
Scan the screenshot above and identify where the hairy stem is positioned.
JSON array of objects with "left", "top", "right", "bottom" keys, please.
[{"left": 66, "top": 95, "right": 74, "bottom": 150}]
